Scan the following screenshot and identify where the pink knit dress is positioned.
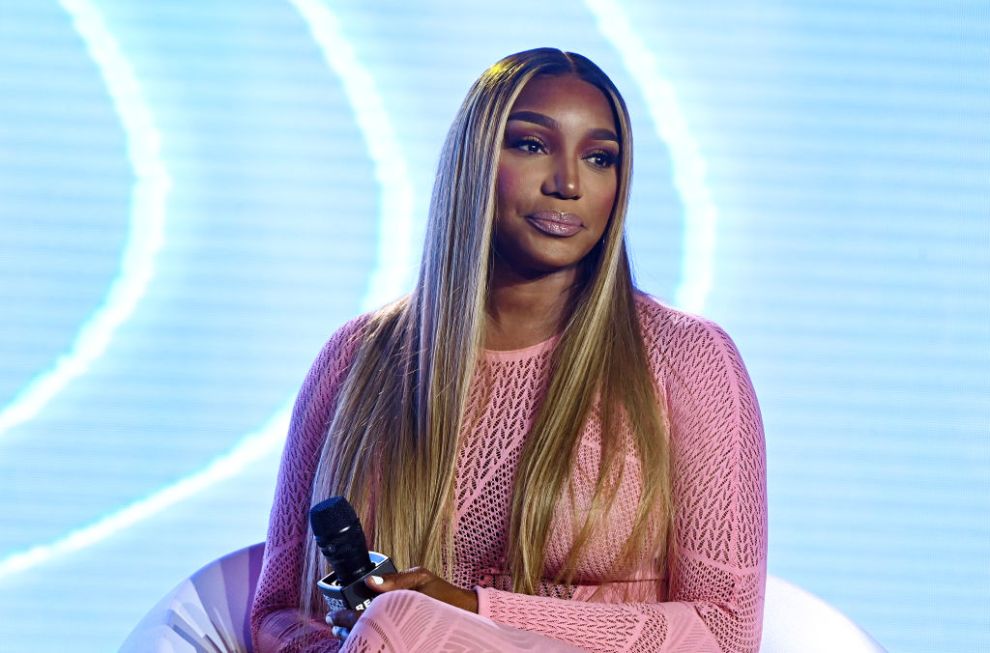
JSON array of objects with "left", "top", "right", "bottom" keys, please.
[{"left": 251, "top": 294, "right": 767, "bottom": 652}]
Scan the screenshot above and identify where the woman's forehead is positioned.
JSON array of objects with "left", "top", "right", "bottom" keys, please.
[
  {"left": 513, "top": 74, "right": 608, "bottom": 108},
  {"left": 508, "top": 74, "right": 617, "bottom": 133}
]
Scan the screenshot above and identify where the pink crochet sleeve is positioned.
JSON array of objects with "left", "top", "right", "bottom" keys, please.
[
  {"left": 250, "top": 316, "right": 369, "bottom": 653},
  {"left": 475, "top": 303, "right": 768, "bottom": 653}
]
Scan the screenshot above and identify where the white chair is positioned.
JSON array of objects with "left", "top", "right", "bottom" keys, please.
[
  {"left": 761, "top": 576, "right": 887, "bottom": 653},
  {"left": 119, "top": 543, "right": 265, "bottom": 653},
  {"left": 120, "top": 543, "right": 886, "bottom": 653}
]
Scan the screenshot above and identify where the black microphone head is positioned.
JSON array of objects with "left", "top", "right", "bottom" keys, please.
[
  {"left": 309, "top": 496, "right": 373, "bottom": 585},
  {"left": 310, "top": 496, "right": 359, "bottom": 540}
]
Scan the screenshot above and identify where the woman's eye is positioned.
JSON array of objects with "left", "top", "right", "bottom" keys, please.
[
  {"left": 512, "top": 137, "right": 546, "bottom": 154},
  {"left": 587, "top": 151, "right": 617, "bottom": 169}
]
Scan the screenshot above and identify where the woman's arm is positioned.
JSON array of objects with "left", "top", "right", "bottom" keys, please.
[
  {"left": 251, "top": 317, "right": 369, "bottom": 653},
  {"left": 477, "top": 307, "right": 768, "bottom": 653}
]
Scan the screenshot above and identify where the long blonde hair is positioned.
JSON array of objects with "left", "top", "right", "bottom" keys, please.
[{"left": 300, "top": 48, "right": 673, "bottom": 613}]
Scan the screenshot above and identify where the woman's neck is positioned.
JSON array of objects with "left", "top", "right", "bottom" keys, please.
[{"left": 484, "top": 267, "right": 579, "bottom": 351}]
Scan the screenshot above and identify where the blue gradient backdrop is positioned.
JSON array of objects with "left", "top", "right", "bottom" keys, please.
[{"left": 0, "top": 2, "right": 987, "bottom": 651}]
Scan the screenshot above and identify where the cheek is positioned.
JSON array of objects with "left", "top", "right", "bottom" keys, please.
[
  {"left": 495, "top": 167, "right": 517, "bottom": 211},
  {"left": 496, "top": 158, "right": 533, "bottom": 212},
  {"left": 589, "top": 176, "right": 618, "bottom": 223}
]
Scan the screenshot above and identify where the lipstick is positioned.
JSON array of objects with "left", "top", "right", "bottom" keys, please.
[{"left": 526, "top": 210, "right": 583, "bottom": 237}]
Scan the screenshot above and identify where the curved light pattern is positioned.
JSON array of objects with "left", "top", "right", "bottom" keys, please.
[
  {"left": 583, "top": 0, "right": 716, "bottom": 313},
  {"left": 0, "top": 0, "right": 411, "bottom": 577},
  {"left": 0, "top": 0, "right": 170, "bottom": 437},
  {"left": 0, "top": 404, "right": 291, "bottom": 578},
  {"left": 289, "top": 0, "right": 417, "bottom": 310}
]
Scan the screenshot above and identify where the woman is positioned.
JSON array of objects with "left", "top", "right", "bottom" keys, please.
[{"left": 251, "top": 47, "right": 767, "bottom": 652}]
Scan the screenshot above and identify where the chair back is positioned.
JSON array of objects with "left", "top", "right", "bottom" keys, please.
[{"left": 118, "top": 543, "right": 265, "bottom": 652}]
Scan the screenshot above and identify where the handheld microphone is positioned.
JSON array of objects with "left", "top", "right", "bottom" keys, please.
[{"left": 309, "top": 496, "right": 397, "bottom": 611}]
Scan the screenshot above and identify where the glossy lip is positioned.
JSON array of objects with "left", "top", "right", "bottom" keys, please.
[{"left": 526, "top": 210, "right": 584, "bottom": 237}]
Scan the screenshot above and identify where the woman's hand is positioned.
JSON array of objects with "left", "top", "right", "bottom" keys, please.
[
  {"left": 326, "top": 567, "right": 479, "bottom": 640},
  {"left": 368, "top": 567, "right": 480, "bottom": 612}
]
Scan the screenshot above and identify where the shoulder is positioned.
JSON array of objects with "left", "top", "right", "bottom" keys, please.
[
  {"left": 308, "top": 312, "right": 374, "bottom": 380},
  {"left": 314, "top": 294, "right": 413, "bottom": 365},
  {"left": 632, "top": 292, "right": 757, "bottom": 406},
  {"left": 296, "top": 302, "right": 399, "bottom": 412},
  {"left": 284, "top": 308, "right": 387, "bottom": 450},
  {"left": 633, "top": 291, "right": 740, "bottom": 361}
]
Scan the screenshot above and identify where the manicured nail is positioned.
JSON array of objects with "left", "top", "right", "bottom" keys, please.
[{"left": 370, "top": 575, "right": 384, "bottom": 585}]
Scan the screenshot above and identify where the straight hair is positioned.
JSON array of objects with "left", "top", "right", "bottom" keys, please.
[{"left": 300, "top": 48, "right": 673, "bottom": 613}]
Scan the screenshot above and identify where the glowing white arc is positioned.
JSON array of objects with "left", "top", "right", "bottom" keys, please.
[
  {"left": 289, "top": 0, "right": 417, "bottom": 309},
  {"left": 0, "top": 0, "right": 171, "bottom": 437},
  {"left": 0, "top": 0, "right": 415, "bottom": 579},
  {"left": 0, "top": 405, "right": 291, "bottom": 577},
  {"left": 584, "top": 0, "right": 717, "bottom": 314}
]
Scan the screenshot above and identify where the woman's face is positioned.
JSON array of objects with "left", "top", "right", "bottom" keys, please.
[{"left": 493, "top": 73, "right": 620, "bottom": 282}]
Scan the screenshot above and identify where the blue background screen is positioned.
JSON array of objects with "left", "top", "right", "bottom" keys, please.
[{"left": 0, "top": 2, "right": 987, "bottom": 651}]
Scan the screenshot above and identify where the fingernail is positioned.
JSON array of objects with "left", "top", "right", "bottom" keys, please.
[{"left": 370, "top": 575, "right": 384, "bottom": 585}]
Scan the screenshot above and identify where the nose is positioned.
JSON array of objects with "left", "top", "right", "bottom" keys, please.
[{"left": 542, "top": 154, "right": 581, "bottom": 199}]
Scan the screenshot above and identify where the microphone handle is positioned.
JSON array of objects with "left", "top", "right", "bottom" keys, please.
[{"left": 316, "top": 551, "right": 397, "bottom": 611}]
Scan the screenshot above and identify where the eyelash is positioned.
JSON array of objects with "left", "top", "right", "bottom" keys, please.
[
  {"left": 587, "top": 150, "right": 617, "bottom": 169},
  {"left": 509, "top": 136, "right": 618, "bottom": 169}
]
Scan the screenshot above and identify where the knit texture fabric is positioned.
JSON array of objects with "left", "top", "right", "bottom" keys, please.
[{"left": 251, "top": 294, "right": 767, "bottom": 652}]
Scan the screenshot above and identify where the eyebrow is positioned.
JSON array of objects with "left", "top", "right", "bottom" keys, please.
[{"left": 507, "top": 110, "right": 619, "bottom": 143}]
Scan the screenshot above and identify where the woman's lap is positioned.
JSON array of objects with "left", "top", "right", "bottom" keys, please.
[{"left": 342, "top": 590, "right": 585, "bottom": 653}]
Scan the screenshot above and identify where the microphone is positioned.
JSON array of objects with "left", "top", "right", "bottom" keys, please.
[{"left": 309, "top": 496, "right": 397, "bottom": 611}]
